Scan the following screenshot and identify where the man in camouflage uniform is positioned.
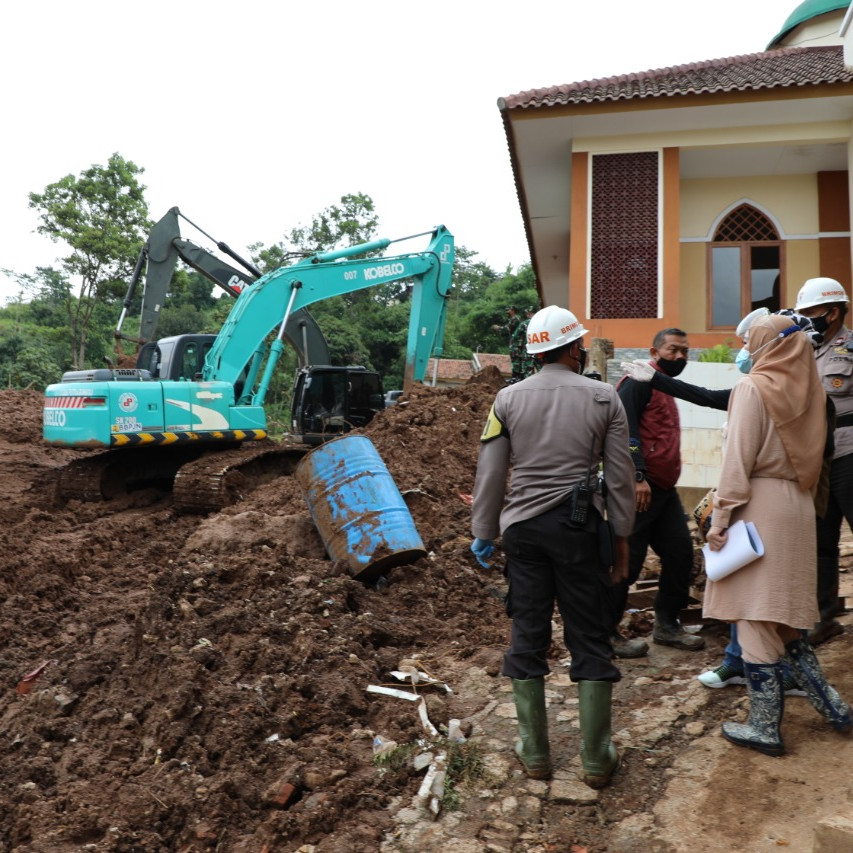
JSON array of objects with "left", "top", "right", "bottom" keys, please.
[
  {"left": 520, "top": 306, "right": 540, "bottom": 377},
  {"left": 493, "top": 306, "right": 524, "bottom": 382}
]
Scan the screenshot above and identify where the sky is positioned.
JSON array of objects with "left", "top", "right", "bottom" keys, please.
[{"left": 0, "top": 0, "right": 797, "bottom": 304}]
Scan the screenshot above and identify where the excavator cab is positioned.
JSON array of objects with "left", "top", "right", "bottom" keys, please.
[
  {"left": 291, "top": 366, "right": 385, "bottom": 445},
  {"left": 137, "top": 335, "right": 217, "bottom": 381}
]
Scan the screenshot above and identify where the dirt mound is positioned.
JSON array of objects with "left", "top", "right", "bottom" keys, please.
[
  {"left": 0, "top": 380, "right": 511, "bottom": 851},
  {"left": 2, "top": 380, "right": 852, "bottom": 852}
]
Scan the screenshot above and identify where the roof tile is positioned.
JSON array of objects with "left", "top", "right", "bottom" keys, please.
[{"left": 500, "top": 45, "right": 853, "bottom": 110}]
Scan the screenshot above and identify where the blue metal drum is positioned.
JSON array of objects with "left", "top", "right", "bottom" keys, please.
[{"left": 295, "top": 435, "right": 426, "bottom": 581}]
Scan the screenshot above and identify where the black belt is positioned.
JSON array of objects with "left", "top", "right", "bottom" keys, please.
[{"left": 836, "top": 413, "right": 853, "bottom": 429}]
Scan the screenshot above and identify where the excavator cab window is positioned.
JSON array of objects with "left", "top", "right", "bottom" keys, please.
[
  {"left": 302, "top": 372, "right": 347, "bottom": 435},
  {"left": 181, "top": 342, "right": 199, "bottom": 381},
  {"left": 347, "top": 371, "right": 384, "bottom": 427},
  {"left": 138, "top": 341, "right": 163, "bottom": 378},
  {"left": 293, "top": 366, "right": 384, "bottom": 444}
]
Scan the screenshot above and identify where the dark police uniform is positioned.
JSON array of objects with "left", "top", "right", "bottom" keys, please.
[
  {"left": 814, "top": 326, "right": 853, "bottom": 626},
  {"left": 471, "top": 363, "right": 635, "bottom": 682}
]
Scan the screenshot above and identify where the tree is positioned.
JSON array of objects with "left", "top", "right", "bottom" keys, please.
[
  {"left": 28, "top": 153, "right": 149, "bottom": 368},
  {"left": 250, "top": 192, "right": 379, "bottom": 273}
]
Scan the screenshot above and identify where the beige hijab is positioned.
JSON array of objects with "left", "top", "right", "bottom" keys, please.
[{"left": 746, "top": 314, "right": 826, "bottom": 491}]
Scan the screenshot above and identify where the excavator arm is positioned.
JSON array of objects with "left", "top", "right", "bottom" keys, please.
[
  {"left": 201, "top": 225, "right": 454, "bottom": 402},
  {"left": 115, "top": 207, "right": 331, "bottom": 367}
]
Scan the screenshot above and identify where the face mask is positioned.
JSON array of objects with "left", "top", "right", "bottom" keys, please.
[
  {"left": 657, "top": 357, "right": 686, "bottom": 377},
  {"left": 735, "top": 346, "right": 752, "bottom": 374},
  {"left": 810, "top": 310, "right": 832, "bottom": 335}
]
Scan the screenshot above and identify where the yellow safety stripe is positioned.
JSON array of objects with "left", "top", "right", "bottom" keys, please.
[{"left": 111, "top": 429, "right": 267, "bottom": 447}]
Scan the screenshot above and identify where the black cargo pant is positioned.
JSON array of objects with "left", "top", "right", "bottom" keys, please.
[
  {"left": 609, "top": 481, "right": 693, "bottom": 628},
  {"left": 816, "top": 452, "right": 853, "bottom": 622},
  {"left": 501, "top": 501, "right": 621, "bottom": 684}
]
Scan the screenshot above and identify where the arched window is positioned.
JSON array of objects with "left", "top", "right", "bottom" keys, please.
[{"left": 708, "top": 204, "right": 782, "bottom": 327}]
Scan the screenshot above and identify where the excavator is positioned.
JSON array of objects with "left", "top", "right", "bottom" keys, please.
[{"left": 43, "top": 210, "right": 455, "bottom": 511}]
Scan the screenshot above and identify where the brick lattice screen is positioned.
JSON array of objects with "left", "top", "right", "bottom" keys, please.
[
  {"left": 713, "top": 204, "right": 779, "bottom": 241},
  {"left": 590, "top": 152, "right": 659, "bottom": 318}
]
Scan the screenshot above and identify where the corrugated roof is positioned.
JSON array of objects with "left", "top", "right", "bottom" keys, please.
[{"left": 499, "top": 45, "right": 853, "bottom": 111}]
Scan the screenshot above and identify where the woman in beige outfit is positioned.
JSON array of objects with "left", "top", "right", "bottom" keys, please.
[{"left": 705, "top": 314, "right": 851, "bottom": 755}]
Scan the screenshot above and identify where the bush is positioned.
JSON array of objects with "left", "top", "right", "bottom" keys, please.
[{"left": 697, "top": 343, "right": 734, "bottom": 363}]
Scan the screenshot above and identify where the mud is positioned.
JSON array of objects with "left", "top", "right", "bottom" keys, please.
[{"left": 1, "top": 377, "right": 852, "bottom": 852}]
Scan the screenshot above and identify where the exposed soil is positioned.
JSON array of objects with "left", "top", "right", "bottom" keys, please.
[{"left": 1, "top": 376, "right": 852, "bottom": 852}]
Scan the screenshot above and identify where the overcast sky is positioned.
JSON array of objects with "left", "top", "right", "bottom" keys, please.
[{"left": 1, "top": 0, "right": 796, "bottom": 303}]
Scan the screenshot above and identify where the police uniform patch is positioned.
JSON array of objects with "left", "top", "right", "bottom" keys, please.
[{"left": 480, "top": 405, "right": 508, "bottom": 442}]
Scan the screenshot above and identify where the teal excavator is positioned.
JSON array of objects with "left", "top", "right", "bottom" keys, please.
[{"left": 43, "top": 207, "right": 455, "bottom": 511}]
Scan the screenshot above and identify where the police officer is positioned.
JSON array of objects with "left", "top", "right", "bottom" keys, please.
[
  {"left": 469, "top": 305, "right": 635, "bottom": 788},
  {"left": 795, "top": 277, "right": 853, "bottom": 645}
]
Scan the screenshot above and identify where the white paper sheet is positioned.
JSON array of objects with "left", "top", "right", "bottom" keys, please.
[{"left": 702, "top": 519, "right": 764, "bottom": 582}]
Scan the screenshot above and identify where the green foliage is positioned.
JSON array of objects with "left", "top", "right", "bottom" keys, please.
[
  {"left": 28, "top": 153, "right": 149, "bottom": 368},
  {"left": 372, "top": 741, "right": 419, "bottom": 773},
  {"left": 697, "top": 343, "right": 735, "bottom": 363},
  {"left": 309, "top": 299, "right": 374, "bottom": 367},
  {"left": 250, "top": 192, "right": 380, "bottom": 273},
  {"left": 155, "top": 304, "right": 213, "bottom": 339},
  {"left": 166, "top": 268, "right": 218, "bottom": 313},
  {"left": 441, "top": 740, "right": 487, "bottom": 812},
  {"left": 0, "top": 317, "right": 65, "bottom": 389},
  {"left": 8, "top": 180, "right": 532, "bottom": 404},
  {"left": 372, "top": 736, "right": 488, "bottom": 814},
  {"left": 446, "top": 259, "right": 537, "bottom": 357}
]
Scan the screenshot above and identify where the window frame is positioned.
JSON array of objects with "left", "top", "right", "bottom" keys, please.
[{"left": 706, "top": 239, "right": 785, "bottom": 330}]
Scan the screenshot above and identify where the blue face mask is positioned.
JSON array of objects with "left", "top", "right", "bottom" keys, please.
[{"left": 735, "top": 346, "right": 752, "bottom": 374}]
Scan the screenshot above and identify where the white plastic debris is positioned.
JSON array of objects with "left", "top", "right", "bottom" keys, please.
[
  {"left": 390, "top": 667, "right": 452, "bottom": 693},
  {"left": 417, "top": 751, "right": 447, "bottom": 816},
  {"left": 366, "top": 685, "right": 422, "bottom": 701},
  {"left": 447, "top": 718, "right": 467, "bottom": 743},
  {"left": 417, "top": 697, "right": 438, "bottom": 738}
]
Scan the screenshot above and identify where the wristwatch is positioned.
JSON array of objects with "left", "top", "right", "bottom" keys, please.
[{"left": 634, "top": 470, "right": 646, "bottom": 483}]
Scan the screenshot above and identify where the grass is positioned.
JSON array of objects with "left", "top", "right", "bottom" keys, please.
[{"left": 373, "top": 736, "right": 489, "bottom": 812}]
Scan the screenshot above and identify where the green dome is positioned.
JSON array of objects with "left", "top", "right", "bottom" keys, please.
[{"left": 767, "top": 0, "right": 849, "bottom": 49}]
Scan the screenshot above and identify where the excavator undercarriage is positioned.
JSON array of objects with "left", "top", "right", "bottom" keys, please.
[{"left": 57, "top": 441, "right": 308, "bottom": 513}]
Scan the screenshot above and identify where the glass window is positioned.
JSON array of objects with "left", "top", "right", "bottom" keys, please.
[
  {"left": 709, "top": 205, "right": 782, "bottom": 328},
  {"left": 711, "top": 246, "right": 741, "bottom": 327}
]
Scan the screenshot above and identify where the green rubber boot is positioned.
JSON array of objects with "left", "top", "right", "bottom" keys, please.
[
  {"left": 578, "top": 680, "right": 620, "bottom": 788},
  {"left": 511, "top": 677, "right": 552, "bottom": 779}
]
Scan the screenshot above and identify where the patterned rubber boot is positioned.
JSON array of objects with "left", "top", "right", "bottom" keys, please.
[
  {"left": 578, "top": 680, "right": 620, "bottom": 788},
  {"left": 511, "top": 678, "right": 552, "bottom": 779},
  {"left": 721, "top": 661, "right": 785, "bottom": 757},
  {"left": 783, "top": 638, "right": 852, "bottom": 732}
]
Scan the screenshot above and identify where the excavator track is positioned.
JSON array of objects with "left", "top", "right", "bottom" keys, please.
[
  {"left": 57, "top": 446, "right": 207, "bottom": 502},
  {"left": 171, "top": 444, "right": 308, "bottom": 514}
]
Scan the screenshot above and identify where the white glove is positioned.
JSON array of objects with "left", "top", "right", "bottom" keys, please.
[{"left": 620, "top": 359, "right": 655, "bottom": 382}]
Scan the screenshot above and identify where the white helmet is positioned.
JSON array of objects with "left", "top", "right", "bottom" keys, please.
[
  {"left": 794, "top": 277, "right": 849, "bottom": 311},
  {"left": 525, "top": 305, "right": 588, "bottom": 354}
]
